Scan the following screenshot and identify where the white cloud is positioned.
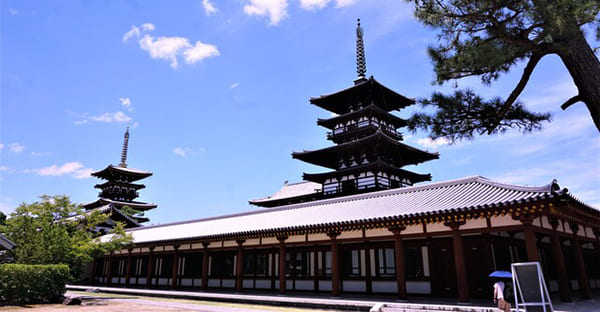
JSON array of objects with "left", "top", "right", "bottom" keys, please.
[
  {"left": 183, "top": 41, "right": 220, "bottom": 64},
  {"left": 30, "top": 161, "right": 93, "bottom": 179},
  {"left": 334, "top": 0, "right": 354, "bottom": 7},
  {"left": 417, "top": 137, "right": 450, "bottom": 150},
  {"left": 299, "top": 0, "right": 329, "bottom": 10},
  {"left": 139, "top": 35, "right": 191, "bottom": 68},
  {"left": 74, "top": 119, "right": 88, "bottom": 125},
  {"left": 0, "top": 143, "right": 3, "bottom": 151},
  {"left": 141, "top": 23, "right": 155, "bottom": 31},
  {"left": 244, "top": 0, "right": 288, "bottom": 26},
  {"left": 0, "top": 166, "right": 9, "bottom": 172},
  {"left": 89, "top": 111, "right": 132, "bottom": 123},
  {"left": 119, "top": 97, "right": 133, "bottom": 111},
  {"left": 31, "top": 152, "right": 53, "bottom": 157},
  {"left": 9, "top": 142, "right": 24, "bottom": 153},
  {"left": 124, "top": 24, "right": 220, "bottom": 69},
  {"left": 173, "top": 147, "right": 192, "bottom": 157},
  {"left": 123, "top": 25, "right": 141, "bottom": 42},
  {"left": 8, "top": 8, "right": 17, "bottom": 15},
  {"left": 202, "top": 0, "right": 218, "bottom": 15},
  {"left": 230, "top": 82, "right": 239, "bottom": 89}
]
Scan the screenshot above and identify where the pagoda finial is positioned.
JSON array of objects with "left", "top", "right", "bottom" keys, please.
[
  {"left": 355, "top": 18, "right": 367, "bottom": 80},
  {"left": 119, "top": 126, "right": 130, "bottom": 168}
]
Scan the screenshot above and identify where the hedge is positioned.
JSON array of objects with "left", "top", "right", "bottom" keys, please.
[{"left": 0, "top": 264, "right": 70, "bottom": 304}]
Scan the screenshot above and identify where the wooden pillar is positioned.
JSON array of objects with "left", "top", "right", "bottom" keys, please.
[
  {"left": 549, "top": 218, "right": 572, "bottom": 302},
  {"left": 90, "top": 259, "right": 97, "bottom": 285},
  {"left": 328, "top": 232, "right": 341, "bottom": 297},
  {"left": 570, "top": 223, "right": 591, "bottom": 299},
  {"left": 364, "top": 242, "right": 372, "bottom": 294},
  {"left": 447, "top": 221, "right": 469, "bottom": 303},
  {"left": 313, "top": 247, "right": 319, "bottom": 291},
  {"left": 106, "top": 254, "right": 113, "bottom": 286},
  {"left": 125, "top": 250, "right": 132, "bottom": 287},
  {"left": 277, "top": 235, "right": 288, "bottom": 294},
  {"left": 519, "top": 216, "right": 539, "bottom": 262},
  {"left": 201, "top": 242, "right": 210, "bottom": 289},
  {"left": 171, "top": 245, "right": 180, "bottom": 289},
  {"left": 146, "top": 248, "right": 154, "bottom": 288},
  {"left": 389, "top": 225, "right": 407, "bottom": 300},
  {"left": 235, "top": 239, "right": 245, "bottom": 292}
]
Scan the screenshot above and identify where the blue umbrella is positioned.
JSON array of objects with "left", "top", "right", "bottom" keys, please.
[{"left": 489, "top": 271, "right": 512, "bottom": 278}]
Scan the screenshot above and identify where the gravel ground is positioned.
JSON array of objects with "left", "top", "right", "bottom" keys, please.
[{"left": 0, "top": 291, "right": 337, "bottom": 312}]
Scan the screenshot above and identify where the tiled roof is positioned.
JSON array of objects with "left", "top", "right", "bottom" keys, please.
[
  {"left": 0, "top": 234, "right": 16, "bottom": 250},
  {"left": 249, "top": 181, "right": 321, "bottom": 203},
  {"left": 104, "top": 176, "right": 586, "bottom": 244}
]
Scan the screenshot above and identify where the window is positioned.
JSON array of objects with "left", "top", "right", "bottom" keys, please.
[
  {"left": 295, "top": 252, "right": 310, "bottom": 277},
  {"left": 405, "top": 247, "right": 423, "bottom": 278},
  {"left": 132, "top": 255, "right": 148, "bottom": 277},
  {"left": 377, "top": 248, "right": 395, "bottom": 276},
  {"left": 182, "top": 253, "right": 202, "bottom": 277},
  {"left": 210, "top": 253, "right": 234, "bottom": 277},
  {"left": 341, "top": 249, "right": 361, "bottom": 277}
]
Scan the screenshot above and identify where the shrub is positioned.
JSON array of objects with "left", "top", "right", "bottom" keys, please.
[{"left": 0, "top": 264, "right": 70, "bottom": 304}]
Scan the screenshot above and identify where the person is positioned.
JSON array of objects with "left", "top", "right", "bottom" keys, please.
[{"left": 493, "top": 280, "right": 511, "bottom": 312}]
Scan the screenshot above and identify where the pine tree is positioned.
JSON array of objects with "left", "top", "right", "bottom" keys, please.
[{"left": 407, "top": 0, "right": 600, "bottom": 140}]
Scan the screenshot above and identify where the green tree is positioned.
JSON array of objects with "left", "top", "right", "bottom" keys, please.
[
  {"left": 407, "top": 0, "right": 600, "bottom": 140},
  {"left": 0, "top": 195, "right": 132, "bottom": 279},
  {"left": 0, "top": 211, "right": 6, "bottom": 226}
]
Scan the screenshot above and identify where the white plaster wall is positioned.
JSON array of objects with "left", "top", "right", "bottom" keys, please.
[
  {"left": 295, "top": 280, "right": 314, "bottom": 290},
  {"left": 407, "top": 281, "right": 431, "bottom": 294},
  {"left": 137, "top": 277, "right": 146, "bottom": 285},
  {"left": 490, "top": 215, "right": 520, "bottom": 227},
  {"left": 307, "top": 233, "right": 329, "bottom": 242},
  {"left": 191, "top": 243, "right": 204, "bottom": 250},
  {"left": 222, "top": 279, "right": 234, "bottom": 288},
  {"left": 262, "top": 237, "right": 279, "bottom": 245},
  {"left": 223, "top": 240, "right": 237, "bottom": 247},
  {"left": 343, "top": 280, "right": 366, "bottom": 292},
  {"left": 427, "top": 223, "right": 447, "bottom": 233},
  {"left": 243, "top": 280, "right": 253, "bottom": 288},
  {"left": 245, "top": 238, "right": 260, "bottom": 246},
  {"left": 319, "top": 280, "right": 332, "bottom": 291},
  {"left": 586, "top": 227, "right": 595, "bottom": 238},
  {"left": 256, "top": 279, "right": 271, "bottom": 289},
  {"left": 181, "top": 278, "right": 193, "bottom": 287},
  {"left": 287, "top": 235, "right": 305, "bottom": 243},
  {"left": 571, "top": 280, "right": 579, "bottom": 290},
  {"left": 462, "top": 218, "right": 487, "bottom": 230},
  {"left": 541, "top": 216, "right": 551, "bottom": 229},
  {"left": 365, "top": 228, "right": 391, "bottom": 238},
  {"left": 404, "top": 224, "right": 423, "bottom": 235},
  {"left": 372, "top": 281, "right": 397, "bottom": 293},
  {"left": 208, "top": 279, "right": 220, "bottom": 287},
  {"left": 286, "top": 280, "right": 293, "bottom": 289},
  {"left": 338, "top": 230, "right": 362, "bottom": 240}
]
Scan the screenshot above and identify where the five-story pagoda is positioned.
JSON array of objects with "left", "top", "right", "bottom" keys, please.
[
  {"left": 251, "top": 20, "right": 438, "bottom": 207},
  {"left": 83, "top": 127, "right": 156, "bottom": 229}
]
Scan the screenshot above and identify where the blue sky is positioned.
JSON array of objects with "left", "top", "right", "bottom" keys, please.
[{"left": 1, "top": 0, "right": 599, "bottom": 224}]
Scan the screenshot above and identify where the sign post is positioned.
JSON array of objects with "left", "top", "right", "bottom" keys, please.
[{"left": 511, "top": 262, "right": 553, "bottom": 312}]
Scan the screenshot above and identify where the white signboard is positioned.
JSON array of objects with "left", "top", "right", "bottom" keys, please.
[{"left": 511, "top": 262, "right": 553, "bottom": 312}]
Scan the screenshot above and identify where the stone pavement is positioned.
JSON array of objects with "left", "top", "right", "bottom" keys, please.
[{"left": 66, "top": 285, "right": 600, "bottom": 312}]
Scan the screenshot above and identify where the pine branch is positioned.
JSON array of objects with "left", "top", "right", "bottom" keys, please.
[
  {"left": 490, "top": 52, "right": 543, "bottom": 133},
  {"left": 560, "top": 95, "right": 582, "bottom": 110}
]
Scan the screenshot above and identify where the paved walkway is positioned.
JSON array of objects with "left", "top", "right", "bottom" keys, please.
[{"left": 66, "top": 285, "right": 600, "bottom": 312}]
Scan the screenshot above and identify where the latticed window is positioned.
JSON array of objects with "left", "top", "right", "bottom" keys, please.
[{"left": 376, "top": 248, "right": 395, "bottom": 276}]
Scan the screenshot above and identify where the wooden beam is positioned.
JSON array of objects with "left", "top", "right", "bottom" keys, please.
[{"left": 125, "top": 250, "right": 132, "bottom": 287}]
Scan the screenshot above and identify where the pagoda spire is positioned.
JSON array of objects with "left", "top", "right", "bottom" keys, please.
[
  {"left": 355, "top": 18, "right": 367, "bottom": 81},
  {"left": 119, "top": 126, "right": 129, "bottom": 168}
]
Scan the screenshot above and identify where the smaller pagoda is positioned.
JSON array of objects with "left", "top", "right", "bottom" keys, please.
[{"left": 83, "top": 127, "right": 156, "bottom": 229}]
